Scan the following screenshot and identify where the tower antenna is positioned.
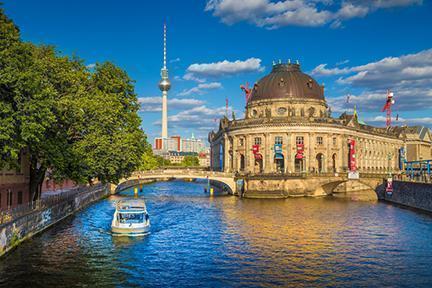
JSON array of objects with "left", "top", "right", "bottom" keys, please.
[{"left": 158, "top": 21, "right": 171, "bottom": 141}]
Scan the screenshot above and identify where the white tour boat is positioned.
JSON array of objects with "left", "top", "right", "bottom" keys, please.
[{"left": 111, "top": 199, "right": 150, "bottom": 236}]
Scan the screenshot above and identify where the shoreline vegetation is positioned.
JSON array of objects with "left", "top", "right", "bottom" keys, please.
[{"left": 0, "top": 5, "right": 153, "bottom": 201}]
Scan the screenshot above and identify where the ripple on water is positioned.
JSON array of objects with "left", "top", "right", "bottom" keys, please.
[{"left": 2, "top": 181, "right": 432, "bottom": 287}]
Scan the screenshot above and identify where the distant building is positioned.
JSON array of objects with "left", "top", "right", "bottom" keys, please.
[
  {"left": 181, "top": 135, "right": 206, "bottom": 153},
  {"left": 154, "top": 134, "right": 207, "bottom": 155},
  {"left": 166, "top": 151, "right": 199, "bottom": 165},
  {"left": 404, "top": 126, "right": 432, "bottom": 161},
  {"left": 0, "top": 150, "right": 30, "bottom": 210},
  {"left": 154, "top": 136, "right": 181, "bottom": 152},
  {"left": 198, "top": 152, "right": 210, "bottom": 167}
]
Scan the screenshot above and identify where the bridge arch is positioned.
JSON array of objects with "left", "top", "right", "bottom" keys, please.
[{"left": 113, "top": 169, "right": 236, "bottom": 195}]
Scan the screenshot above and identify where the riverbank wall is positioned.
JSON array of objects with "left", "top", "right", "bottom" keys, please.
[
  {"left": 0, "top": 184, "right": 110, "bottom": 257},
  {"left": 378, "top": 180, "right": 432, "bottom": 213}
]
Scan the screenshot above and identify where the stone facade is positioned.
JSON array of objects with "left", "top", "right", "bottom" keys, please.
[
  {"left": 0, "top": 150, "right": 31, "bottom": 210},
  {"left": 379, "top": 180, "right": 432, "bottom": 213},
  {"left": 0, "top": 184, "right": 110, "bottom": 257},
  {"left": 209, "top": 63, "right": 432, "bottom": 178}
]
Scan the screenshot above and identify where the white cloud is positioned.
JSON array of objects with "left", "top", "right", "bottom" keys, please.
[
  {"left": 183, "top": 73, "right": 206, "bottom": 83},
  {"left": 326, "top": 87, "right": 432, "bottom": 114},
  {"left": 178, "top": 82, "right": 223, "bottom": 96},
  {"left": 311, "top": 64, "right": 350, "bottom": 76},
  {"left": 170, "top": 57, "right": 181, "bottom": 63},
  {"left": 86, "top": 63, "right": 96, "bottom": 69},
  {"left": 312, "top": 49, "right": 432, "bottom": 114},
  {"left": 336, "top": 3, "right": 369, "bottom": 20},
  {"left": 153, "top": 105, "right": 229, "bottom": 131},
  {"left": 365, "top": 115, "right": 432, "bottom": 128},
  {"left": 336, "top": 59, "right": 350, "bottom": 66},
  {"left": 205, "top": 0, "right": 421, "bottom": 29},
  {"left": 186, "top": 58, "right": 264, "bottom": 77},
  {"left": 329, "top": 49, "right": 432, "bottom": 89},
  {"left": 138, "top": 97, "right": 205, "bottom": 112}
]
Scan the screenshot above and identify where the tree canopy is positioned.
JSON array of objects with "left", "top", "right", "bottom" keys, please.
[
  {"left": 0, "top": 6, "right": 147, "bottom": 200},
  {"left": 181, "top": 155, "right": 200, "bottom": 167}
]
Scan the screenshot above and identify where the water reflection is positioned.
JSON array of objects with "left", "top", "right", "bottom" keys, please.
[{"left": 1, "top": 180, "right": 432, "bottom": 287}]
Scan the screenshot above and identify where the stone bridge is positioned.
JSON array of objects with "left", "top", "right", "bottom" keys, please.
[
  {"left": 114, "top": 169, "right": 237, "bottom": 194},
  {"left": 112, "top": 169, "right": 386, "bottom": 201}
]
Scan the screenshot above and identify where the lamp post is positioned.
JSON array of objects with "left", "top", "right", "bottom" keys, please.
[{"left": 387, "top": 152, "right": 393, "bottom": 177}]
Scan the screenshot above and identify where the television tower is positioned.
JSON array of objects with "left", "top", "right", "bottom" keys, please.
[{"left": 158, "top": 22, "right": 171, "bottom": 140}]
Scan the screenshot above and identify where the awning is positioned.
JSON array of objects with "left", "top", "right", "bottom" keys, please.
[
  {"left": 254, "top": 153, "right": 263, "bottom": 160},
  {"left": 274, "top": 153, "right": 284, "bottom": 160}
]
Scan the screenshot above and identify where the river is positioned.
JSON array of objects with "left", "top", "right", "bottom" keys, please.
[{"left": 1, "top": 180, "right": 432, "bottom": 287}]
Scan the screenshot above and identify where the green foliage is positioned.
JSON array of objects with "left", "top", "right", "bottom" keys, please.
[
  {"left": 0, "top": 7, "right": 148, "bottom": 199},
  {"left": 181, "top": 155, "right": 200, "bottom": 167},
  {"left": 139, "top": 142, "right": 171, "bottom": 170}
]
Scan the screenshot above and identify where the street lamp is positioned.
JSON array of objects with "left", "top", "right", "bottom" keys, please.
[{"left": 387, "top": 152, "right": 393, "bottom": 177}]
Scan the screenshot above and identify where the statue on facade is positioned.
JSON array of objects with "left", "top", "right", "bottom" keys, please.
[
  {"left": 265, "top": 107, "right": 271, "bottom": 118},
  {"left": 308, "top": 107, "right": 315, "bottom": 117}
]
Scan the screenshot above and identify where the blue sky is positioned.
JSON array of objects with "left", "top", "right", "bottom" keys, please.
[{"left": 4, "top": 0, "right": 432, "bottom": 144}]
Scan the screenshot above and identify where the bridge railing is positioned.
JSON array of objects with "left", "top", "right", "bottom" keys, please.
[
  {"left": 0, "top": 183, "right": 106, "bottom": 226},
  {"left": 131, "top": 170, "right": 234, "bottom": 178},
  {"left": 393, "top": 174, "right": 432, "bottom": 184}
]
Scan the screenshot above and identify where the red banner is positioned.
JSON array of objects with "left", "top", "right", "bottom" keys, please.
[
  {"left": 296, "top": 144, "right": 304, "bottom": 159},
  {"left": 252, "top": 144, "right": 260, "bottom": 154},
  {"left": 348, "top": 139, "right": 356, "bottom": 171}
]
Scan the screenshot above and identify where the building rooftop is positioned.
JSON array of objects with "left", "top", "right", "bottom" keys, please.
[{"left": 249, "top": 63, "right": 324, "bottom": 103}]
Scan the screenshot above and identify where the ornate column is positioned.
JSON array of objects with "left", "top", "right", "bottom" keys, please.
[
  {"left": 264, "top": 133, "right": 271, "bottom": 173},
  {"left": 247, "top": 135, "right": 253, "bottom": 173},
  {"left": 223, "top": 134, "right": 230, "bottom": 172},
  {"left": 285, "top": 132, "right": 289, "bottom": 173}
]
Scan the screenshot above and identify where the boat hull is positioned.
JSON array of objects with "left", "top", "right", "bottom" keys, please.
[{"left": 111, "top": 224, "right": 150, "bottom": 236}]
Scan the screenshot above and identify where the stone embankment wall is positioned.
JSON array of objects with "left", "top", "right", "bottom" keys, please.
[
  {"left": 0, "top": 184, "right": 110, "bottom": 257},
  {"left": 379, "top": 181, "right": 432, "bottom": 213}
]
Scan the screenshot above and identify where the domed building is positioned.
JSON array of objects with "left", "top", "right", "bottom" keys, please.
[{"left": 209, "top": 62, "right": 432, "bottom": 185}]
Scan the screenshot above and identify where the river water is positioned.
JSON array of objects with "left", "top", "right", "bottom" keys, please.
[{"left": 1, "top": 180, "right": 432, "bottom": 287}]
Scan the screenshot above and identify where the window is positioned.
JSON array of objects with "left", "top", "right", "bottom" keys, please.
[
  {"left": 300, "top": 109, "right": 305, "bottom": 117},
  {"left": 275, "top": 136, "right": 283, "bottom": 145},
  {"left": 7, "top": 189, "right": 12, "bottom": 208},
  {"left": 333, "top": 137, "right": 337, "bottom": 145},
  {"left": 254, "top": 137, "right": 262, "bottom": 145},
  {"left": 296, "top": 136, "right": 304, "bottom": 145},
  {"left": 17, "top": 191, "right": 23, "bottom": 205},
  {"left": 317, "top": 137, "right": 323, "bottom": 145},
  {"left": 252, "top": 109, "right": 258, "bottom": 117},
  {"left": 277, "top": 107, "right": 287, "bottom": 115},
  {"left": 239, "top": 138, "right": 244, "bottom": 146}
]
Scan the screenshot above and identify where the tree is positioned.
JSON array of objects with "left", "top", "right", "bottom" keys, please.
[
  {"left": 68, "top": 62, "right": 146, "bottom": 185},
  {"left": 181, "top": 155, "right": 199, "bottom": 167},
  {"left": 0, "top": 7, "right": 147, "bottom": 200},
  {"left": 139, "top": 141, "right": 172, "bottom": 170}
]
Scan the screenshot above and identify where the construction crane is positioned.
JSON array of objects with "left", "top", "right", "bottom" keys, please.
[
  {"left": 240, "top": 82, "right": 256, "bottom": 104},
  {"left": 381, "top": 89, "right": 395, "bottom": 128}
]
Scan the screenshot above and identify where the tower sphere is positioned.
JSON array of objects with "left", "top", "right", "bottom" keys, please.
[{"left": 159, "top": 78, "right": 171, "bottom": 91}]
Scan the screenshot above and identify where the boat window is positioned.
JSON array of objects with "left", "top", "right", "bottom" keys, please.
[{"left": 119, "top": 213, "right": 144, "bottom": 223}]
